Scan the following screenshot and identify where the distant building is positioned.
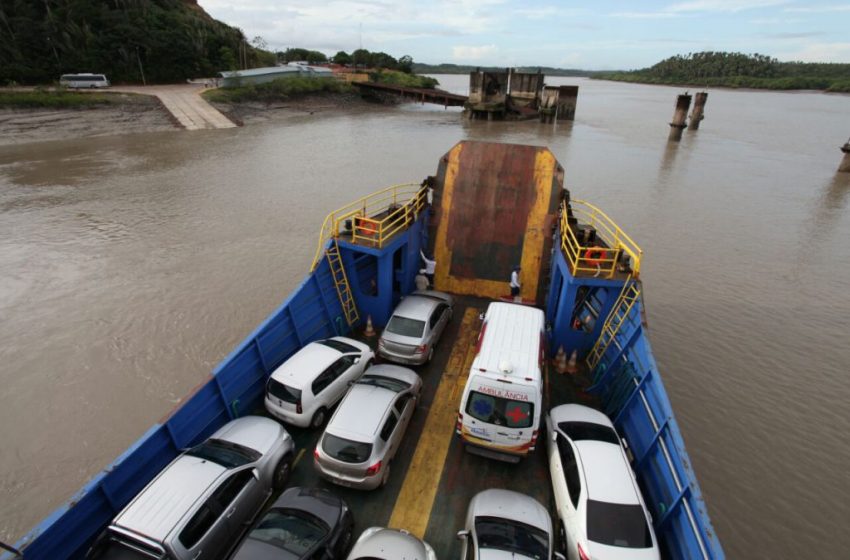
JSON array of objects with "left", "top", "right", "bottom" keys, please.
[{"left": 218, "top": 65, "right": 333, "bottom": 88}]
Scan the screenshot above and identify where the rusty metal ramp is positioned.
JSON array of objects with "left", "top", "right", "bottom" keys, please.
[{"left": 431, "top": 141, "right": 563, "bottom": 302}]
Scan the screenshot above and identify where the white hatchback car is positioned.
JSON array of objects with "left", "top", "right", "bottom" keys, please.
[
  {"left": 545, "top": 405, "right": 660, "bottom": 560},
  {"left": 457, "top": 489, "right": 562, "bottom": 560},
  {"left": 265, "top": 337, "right": 374, "bottom": 429}
]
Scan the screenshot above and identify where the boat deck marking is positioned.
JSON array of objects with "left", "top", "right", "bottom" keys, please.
[{"left": 388, "top": 307, "right": 481, "bottom": 537}]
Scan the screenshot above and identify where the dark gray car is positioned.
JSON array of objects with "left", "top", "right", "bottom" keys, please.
[
  {"left": 230, "top": 487, "right": 354, "bottom": 560},
  {"left": 378, "top": 290, "right": 454, "bottom": 365}
]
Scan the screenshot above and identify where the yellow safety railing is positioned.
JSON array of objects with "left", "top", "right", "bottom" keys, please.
[
  {"left": 311, "top": 183, "right": 427, "bottom": 271},
  {"left": 560, "top": 200, "right": 643, "bottom": 278},
  {"left": 587, "top": 277, "right": 641, "bottom": 370}
]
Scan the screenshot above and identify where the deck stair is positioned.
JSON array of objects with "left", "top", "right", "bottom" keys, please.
[
  {"left": 586, "top": 276, "right": 641, "bottom": 371},
  {"left": 325, "top": 240, "right": 359, "bottom": 327}
]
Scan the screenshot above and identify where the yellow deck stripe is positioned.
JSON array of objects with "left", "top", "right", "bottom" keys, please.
[{"left": 388, "top": 307, "right": 481, "bottom": 537}]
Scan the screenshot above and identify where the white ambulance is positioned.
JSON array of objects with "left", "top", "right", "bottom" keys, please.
[{"left": 456, "top": 302, "right": 546, "bottom": 462}]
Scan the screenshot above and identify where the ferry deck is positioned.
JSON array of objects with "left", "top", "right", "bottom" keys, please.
[{"left": 5, "top": 141, "right": 722, "bottom": 560}]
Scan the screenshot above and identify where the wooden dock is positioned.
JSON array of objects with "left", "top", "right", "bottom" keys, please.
[{"left": 352, "top": 81, "right": 468, "bottom": 107}]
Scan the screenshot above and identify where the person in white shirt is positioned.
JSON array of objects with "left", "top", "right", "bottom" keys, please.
[
  {"left": 510, "top": 266, "right": 522, "bottom": 302},
  {"left": 420, "top": 250, "right": 436, "bottom": 287}
]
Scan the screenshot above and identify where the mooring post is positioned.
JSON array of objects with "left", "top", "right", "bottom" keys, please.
[
  {"left": 668, "top": 93, "right": 692, "bottom": 141},
  {"left": 839, "top": 139, "right": 850, "bottom": 173},
  {"left": 688, "top": 91, "right": 708, "bottom": 130}
]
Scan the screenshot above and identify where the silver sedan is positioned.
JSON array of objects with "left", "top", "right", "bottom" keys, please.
[
  {"left": 314, "top": 365, "right": 421, "bottom": 490},
  {"left": 378, "top": 290, "right": 454, "bottom": 365},
  {"left": 347, "top": 527, "right": 437, "bottom": 560}
]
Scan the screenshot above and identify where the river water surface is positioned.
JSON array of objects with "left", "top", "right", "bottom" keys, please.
[{"left": 1, "top": 76, "right": 848, "bottom": 558}]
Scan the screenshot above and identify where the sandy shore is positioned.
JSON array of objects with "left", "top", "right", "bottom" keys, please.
[
  {"left": 0, "top": 91, "right": 387, "bottom": 146},
  {"left": 0, "top": 94, "right": 178, "bottom": 146}
]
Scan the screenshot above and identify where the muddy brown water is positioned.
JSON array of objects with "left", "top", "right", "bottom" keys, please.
[{"left": 1, "top": 76, "right": 848, "bottom": 558}]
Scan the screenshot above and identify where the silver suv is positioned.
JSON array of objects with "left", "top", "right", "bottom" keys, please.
[
  {"left": 314, "top": 365, "right": 421, "bottom": 490},
  {"left": 87, "top": 416, "right": 295, "bottom": 560}
]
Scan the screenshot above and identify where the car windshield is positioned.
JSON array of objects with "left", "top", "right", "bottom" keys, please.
[
  {"left": 558, "top": 421, "right": 619, "bottom": 444},
  {"left": 357, "top": 375, "right": 410, "bottom": 392},
  {"left": 586, "top": 500, "right": 653, "bottom": 548},
  {"left": 185, "top": 438, "right": 260, "bottom": 468},
  {"left": 466, "top": 391, "right": 534, "bottom": 429},
  {"left": 248, "top": 508, "right": 329, "bottom": 555},
  {"left": 267, "top": 378, "right": 301, "bottom": 404},
  {"left": 475, "top": 516, "right": 549, "bottom": 560},
  {"left": 385, "top": 315, "right": 426, "bottom": 338},
  {"left": 317, "top": 339, "right": 359, "bottom": 353},
  {"left": 322, "top": 433, "right": 372, "bottom": 463}
]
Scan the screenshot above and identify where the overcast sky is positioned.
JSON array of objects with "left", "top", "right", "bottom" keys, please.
[{"left": 200, "top": 0, "right": 850, "bottom": 70}]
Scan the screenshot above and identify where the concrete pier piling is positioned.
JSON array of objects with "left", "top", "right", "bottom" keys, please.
[
  {"left": 688, "top": 91, "right": 708, "bottom": 130},
  {"left": 556, "top": 85, "right": 578, "bottom": 121},
  {"left": 668, "top": 93, "right": 691, "bottom": 141},
  {"left": 840, "top": 140, "right": 850, "bottom": 173}
]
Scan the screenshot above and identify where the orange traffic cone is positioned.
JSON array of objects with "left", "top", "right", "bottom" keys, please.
[
  {"left": 554, "top": 346, "right": 568, "bottom": 375},
  {"left": 565, "top": 350, "right": 578, "bottom": 375},
  {"left": 364, "top": 315, "right": 376, "bottom": 338}
]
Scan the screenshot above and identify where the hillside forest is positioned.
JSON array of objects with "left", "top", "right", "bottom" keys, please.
[{"left": 599, "top": 52, "right": 850, "bottom": 92}]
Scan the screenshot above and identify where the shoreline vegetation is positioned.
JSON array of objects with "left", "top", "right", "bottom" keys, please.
[
  {"left": 202, "top": 71, "right": 439, "bottom": 105},
  {"left": 0, "top": 90, "right": 132, "bottom": 108},
  {"left": 595, "top": 52, "right": 850, "bottom": 93}
]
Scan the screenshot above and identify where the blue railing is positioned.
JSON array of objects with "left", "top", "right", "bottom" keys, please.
[{"left": 589, "top": 300, "right": 724, "bottom": 559}]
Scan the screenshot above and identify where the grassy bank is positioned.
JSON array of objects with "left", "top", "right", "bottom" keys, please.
[
  {"left": 597, "top": 73, "right": 850, "bottom": 92},
  {"left": 0, "top": 90, "right": 119, "bottom": 108},
  {"left": 368, "top": 70, "right": 439, "bottom": 89},
  {"left": 202, "top": 77, "right": 353, "bottom": 103}
]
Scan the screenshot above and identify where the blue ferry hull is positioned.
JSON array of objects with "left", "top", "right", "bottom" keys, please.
[{"left": 5, "top": 145, "right": 723, "bottom": 560}]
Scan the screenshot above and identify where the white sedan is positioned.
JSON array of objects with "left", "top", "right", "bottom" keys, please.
[{"left": 545, "top": 405, "right": 660, "bottom": 560}]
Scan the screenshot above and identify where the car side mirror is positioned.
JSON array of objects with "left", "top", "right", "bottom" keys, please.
[
  {"left": 551, "top": 431, "right": 558, "bottom": 442},
  {"left": 353, "top": 356, "right": 361, "bottom": 364},
  {"left": 456, "top": 530, "right": 470, "bottom": 540},
  {"left": 252, "top": 468, "right": 260, "bottom": 481},
  {"left": 554, "top": 553, "right": 566, "bottom": 560}
]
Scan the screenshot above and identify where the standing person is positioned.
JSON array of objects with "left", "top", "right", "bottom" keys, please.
[
  {"left": 414, "top": 273, "right": 429, "bottom": 291},
  {"left": 510, "top": 266, "right": 522, "bottom": 302},
  {"left": 420, "top": 250, "right": 436, "bottom": 288}
]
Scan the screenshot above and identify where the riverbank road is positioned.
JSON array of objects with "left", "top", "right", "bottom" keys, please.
[{"left": 112, "top": 84, "right": 236, "bottom": 130}]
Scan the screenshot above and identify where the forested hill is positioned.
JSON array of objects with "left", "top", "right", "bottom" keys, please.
[
  {"left": 598, "top": 52, "right": 850, "bottom": 92},
  {"left": 0, "top": 0, "right": 275, "bottom": 85}
]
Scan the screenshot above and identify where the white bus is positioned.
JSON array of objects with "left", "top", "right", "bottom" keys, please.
[{"left": 59, "top": 73, "right": 110, "bottom": 88}]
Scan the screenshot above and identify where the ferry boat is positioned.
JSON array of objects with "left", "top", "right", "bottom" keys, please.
[{"left": 3, "top": 141, "right": 724, "bottom": 559}]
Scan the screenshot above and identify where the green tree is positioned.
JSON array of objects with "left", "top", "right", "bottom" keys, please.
[
  {"left": 398, "top": 55, "right": 413, "bottom": 73},
  {"left": 351, "top": 48, "right": 370, "bottom": 68},
  {"left": 219, "top": 47, "right": 238, "bottom": 71},
  {"left": 333, "top": 51, "right": 352, "bottom": 65}
]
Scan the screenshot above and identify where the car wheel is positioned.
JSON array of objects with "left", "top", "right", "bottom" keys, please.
[
  {"left": 380, "top": 462, "right": 391, "bottom": 487},
  {"left": 339, "top": 525, "right": 354, "bottom": 555},
  {"left": 311, "top": 407, "right": 327, "bottom": 429},
  {"left": 557, "top": 521, "right": 567, "bottom": 554},
  {"left": 273, "top": 454, "right": 293, "bottom": 492}
]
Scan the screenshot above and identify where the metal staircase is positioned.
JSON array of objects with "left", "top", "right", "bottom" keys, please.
[
  {"left": 325, "top": 240, "right": 359, "bottom": 327},
  {"left": 586, "top": 276, "right": 642, "bottom": 370}
]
